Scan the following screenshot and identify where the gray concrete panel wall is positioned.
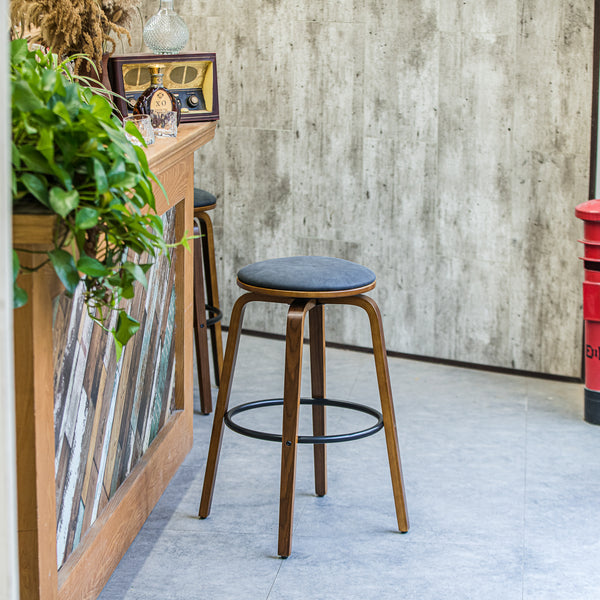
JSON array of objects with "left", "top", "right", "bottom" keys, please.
[{"left": 136, "top": 1, "right": 593, "bottom": 377}]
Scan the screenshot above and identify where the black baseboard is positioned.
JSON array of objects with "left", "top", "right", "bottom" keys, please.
[{"left": 222, "top": 327, "right": 583, "bottom": 385}]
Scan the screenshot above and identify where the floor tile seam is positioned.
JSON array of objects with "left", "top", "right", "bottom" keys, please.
[
  {"left": 265, "top": 557, "right": 286, "bottom": 600},
  {"left": 521, "top": 388, "right": 530, "bottom": 600},
  {"left": 285, "top": 489, "right": 313, "bottom": 533},
  {"left": 135, "top": 525, "right": 282, "bottom": 540},
  {"left": 281, "top": 531, "right": 520, "bottom": 550}
]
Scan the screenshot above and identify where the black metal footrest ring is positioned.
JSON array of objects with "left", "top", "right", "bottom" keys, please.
[
  {"left": 206, "top": 304, "right": 222, "bottom": 327},
  {"left": 224, "top": 398, "right": 384, "bottom": 444}
]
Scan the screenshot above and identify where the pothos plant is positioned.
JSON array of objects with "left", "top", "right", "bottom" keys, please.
[{"left": 11, "top": 39, "right": 188, "bottom": 359}]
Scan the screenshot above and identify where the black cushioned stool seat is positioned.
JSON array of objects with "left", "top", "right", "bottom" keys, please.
[
  {"left": 199, "top": 255, "right": 409, "bottom": 557},
  {"left": 237, "top": 256, "right": 376, "bottom": 293},
  {"left": 193, "top": 188, "right": 223, "bottom": 415},
  {"left": 194, "top": 188, "right": 217, "bottom": 209}
]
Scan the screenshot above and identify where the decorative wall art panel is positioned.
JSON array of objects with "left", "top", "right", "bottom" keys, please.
[{"left": 53, "top": 208, "right": 177, "bottom": 568}]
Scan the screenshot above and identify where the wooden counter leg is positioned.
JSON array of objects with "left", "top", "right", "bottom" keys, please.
[{"left": 14, "top": 258, "right": 59, "bottom": 600}]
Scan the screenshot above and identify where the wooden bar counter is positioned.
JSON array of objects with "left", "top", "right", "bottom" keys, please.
[{"left": 13, "top": 122, "right": 216, "bottom": 600}]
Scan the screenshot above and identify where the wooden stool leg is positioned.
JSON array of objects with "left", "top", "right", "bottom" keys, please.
[
  {"left": 339, "top": 295, "right": 409, "bottom": 532},
  {"left": 309, "top": 304, "right": 327, "bottom": 497},
  {"left": 278, "top": 299, "right": 315, "bottom": 557},
  {"left": 198, "top": 211, "right": 224, "bottom": 386},
  {"left": 193, "top": 219, "right": 213, "bottom": 414},
  {"left": 199, "top": 293, "right": 255, "bottom": 518}
]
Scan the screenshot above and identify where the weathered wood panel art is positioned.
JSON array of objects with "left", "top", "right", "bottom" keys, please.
[{"left": 53, "top": 208, "right": 177, "bottom": 569}]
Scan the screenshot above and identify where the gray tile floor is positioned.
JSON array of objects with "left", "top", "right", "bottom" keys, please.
[{"left": 98, "top": 334, "right": 600, "bottom": 600}]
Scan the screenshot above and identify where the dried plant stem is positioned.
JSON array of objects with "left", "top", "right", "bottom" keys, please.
[{"left": 10, "top": 0, "right": 141, "bottom": 72}]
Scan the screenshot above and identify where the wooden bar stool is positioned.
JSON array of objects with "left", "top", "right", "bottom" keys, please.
[
  {"left": 199, "top": 256, "right": 409, "bottom": 557},
  {"left": 193, "top": 189, "right": 224, "bottom": 415}
]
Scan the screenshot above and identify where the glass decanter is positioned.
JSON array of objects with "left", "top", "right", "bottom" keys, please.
[{"left": 143, "top": 0, "right": 189, "bottom": 55}]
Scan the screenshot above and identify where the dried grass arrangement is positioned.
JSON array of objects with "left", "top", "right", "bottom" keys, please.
[{"left": 10, "top": 0, "right": 142, "bottom": 73}]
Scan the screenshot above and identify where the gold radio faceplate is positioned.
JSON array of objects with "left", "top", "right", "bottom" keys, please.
[{"left": 107, "top": 53, "right": 219, "bottom": 123}]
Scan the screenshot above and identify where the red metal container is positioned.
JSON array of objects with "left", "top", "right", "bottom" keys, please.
[{"left": 575, "top": 199, "right": 600, "bottom": 424}]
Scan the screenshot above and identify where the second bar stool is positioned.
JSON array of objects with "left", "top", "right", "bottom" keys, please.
[
  {"left": 198, "top": 255, "right": 409, "bottom": 557},
  {"left": 193, "top": 188, "right": 224, "bottom": 414}
]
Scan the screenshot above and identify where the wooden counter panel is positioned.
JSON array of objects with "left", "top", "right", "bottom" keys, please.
[{"left": 13, "top": 121, "right": 213, "bottom": 600}]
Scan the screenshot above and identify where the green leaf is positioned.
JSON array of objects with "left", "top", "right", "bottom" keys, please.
[
  {"left": 36, "top": 127, "right": 54, "bottom": 162},
  {"left": 62, "top": 83, "right": 81, "bottom": 119},
  {"left": 114, "top": 311, "right": 140, "bottom": 346},
  {"left": 93, "top": 158, "right": 109, "bottom": 194},
  {"left": 19, "top": 146, "right": 53, "bottom": 175},
  {"left": 54, "top": 70, "right": 66, "bottom": 97},
  {"left": 48, "top": 249, "right": 80, "bottom": 296},
  {"left": 21, "top": 117, "right": 38, "bottom": 136},
  {"left": 50, "top": 162, "right": 73, "bottom": 190},
  {"left": 108, "top": 158, "right": 126, "bottom": 183},
  {"left": 30, "top": 106, "right": 58, "bottom": 127},
  {"left": 147, "top": 214, "right": 164, "bottom": 236},
  {"left": 49, "top": 187, "right": 79, "bottom": 218},
  {"left": 75, "top": 207, "right": 100, "bottom": 229},
  {"left": 12, "top": 80, "right": 44, "bottom": 113},
  {"left": 135, "top": 177, "right": 156, "bottom": 210},
  {"left": 90, "top": 94, "right": 114, "bottom": 121},
  {"left": 124, "top": 120, "right": 146, "bottom": 146},
  {"left": 13, "top": 283, "right": 28, "bottom": 308},
  {"left": 122, "top": 262, "right": 148, "bottom": 289},
  {"left": 10, "top": 39, "right": 29, "bottom": 66},
  {"left": 21, "top": 173, "right": 49, "bottom": 206},
  {"left": 77, "top": 255, "right": 110, "bottom": 277},
  {"left": 110, "top": 169, "right": 139, "bottom": 190},
  {"left": 12, "top": 250, "right": 20, "bottom": 284},
  {"left": 103, "top": 131, "right": 137, "bottom": 164},
  {"left": 41, "top": 68, "right": 57, "bottom": 95},
  {"left": 114, "top": 338, "right": 124, "bottom": 362},
  {"left": 133, "top": 145, "right": 150, "bottom": 172},
  {"left": 13, "top": 249, "right": 29, "bottom": 307},
  {"left": 52, "top": 100, "right": 72, "bottom": 125},
  {"left": 121, "top": 283, "right": 135, "bottom": 299},
  {"left": 11, "top": 142, "right": 21, "bottom": 169}
]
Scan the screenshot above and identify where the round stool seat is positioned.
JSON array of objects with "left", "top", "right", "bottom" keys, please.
[
  {"left": 194, "top": 188, "right": 217, "bottom": 210},
  {"left": 237, "top": 256, "right": 376, "bottom": 297}
]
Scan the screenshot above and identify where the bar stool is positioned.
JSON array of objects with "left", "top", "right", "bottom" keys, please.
[
  {"left": 199, "top": 256, "right": 409, "bottom": 557},
  {"left": 193, "top": 189, "right": 224, "bottom": 415}
]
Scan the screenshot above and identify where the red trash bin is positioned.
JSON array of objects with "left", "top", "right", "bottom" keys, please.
[{"left": 575, "top": 199, "right": 600, "bottom": 424}]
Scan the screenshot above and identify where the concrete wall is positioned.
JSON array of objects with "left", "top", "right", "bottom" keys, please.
[{"left": 137, "top": 1, "right": 594, "bottom": 377}]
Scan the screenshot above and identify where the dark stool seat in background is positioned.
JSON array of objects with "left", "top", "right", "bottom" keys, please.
[
  {"left": 193, "top": 188, "right": 224, "bottom": 414},
  {"left": 198, "top": 256, "right": 409, "bottom": 557}
]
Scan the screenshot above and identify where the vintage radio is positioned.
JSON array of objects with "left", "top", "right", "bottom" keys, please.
[{"left": 107, "top": 52, "right": 219, "bottom": 122}]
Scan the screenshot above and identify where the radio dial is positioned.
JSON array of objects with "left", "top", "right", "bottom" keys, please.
[{"left": 187, "top": 95, "right": 200, "bottom": 108}]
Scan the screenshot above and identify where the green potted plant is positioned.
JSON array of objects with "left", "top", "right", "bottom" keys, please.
[{"left": 11, "top": 38, "right": 186, "bottom": 358}]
